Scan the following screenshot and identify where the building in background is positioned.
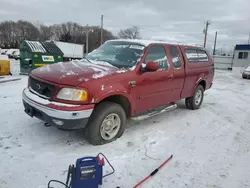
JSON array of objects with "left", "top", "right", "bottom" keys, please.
[{"left": 233, "top": 44, "right": 250, "bottom": 67}]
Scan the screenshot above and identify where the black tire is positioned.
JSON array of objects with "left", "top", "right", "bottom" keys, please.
[
  {"left": 242, "top": 74, "right": 247, "bottom": 79},
  {"left": 185, "top": 98, "right": 192, "bottom": 109},
  {"left": 84, "top": 101, "right": 126, "bottom": 145},
  {"left": 185, "top": 85, "right": 204, "bottom": 110}
]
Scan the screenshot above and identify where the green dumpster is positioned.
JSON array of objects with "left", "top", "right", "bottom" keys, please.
[{"left": 20, "top": 40, "right": 64, "bottom": 75}]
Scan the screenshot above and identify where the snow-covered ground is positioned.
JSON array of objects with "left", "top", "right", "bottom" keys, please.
[{"left": 0, "top": 61, "right": 250, "bottom": 188}]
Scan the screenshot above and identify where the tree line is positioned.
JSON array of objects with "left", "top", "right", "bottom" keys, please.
[{"left": 0, "top": 20, "right": 141, "bottom": 53}]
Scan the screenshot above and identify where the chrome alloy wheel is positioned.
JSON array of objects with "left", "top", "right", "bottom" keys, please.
[{"left": 100, "top": 113, "right": 121, "bottom": 140}]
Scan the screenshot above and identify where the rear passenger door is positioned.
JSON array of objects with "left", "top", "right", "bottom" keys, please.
[
  {"left": 181, "top": 48, "right": 213, "bottom": 98},
  {"left": 168, "top": 45, "right": 185, "bottom": 101}
]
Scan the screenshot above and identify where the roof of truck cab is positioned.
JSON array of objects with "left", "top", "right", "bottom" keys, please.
[
  {"left": 106, "top": 39, "right": 172, "bottom": 46},
  {"left": 106, "top": 39, "right": 203, "bottom": 49}
]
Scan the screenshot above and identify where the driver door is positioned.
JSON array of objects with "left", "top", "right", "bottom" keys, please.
[{"left": 130, "top": 44, "right": 174, "bottom": 113}]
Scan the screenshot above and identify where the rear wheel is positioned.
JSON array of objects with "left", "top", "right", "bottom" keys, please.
[
  {"left": 185, "top": 85, "right": 204, "bottom": 110},
  {"left": 84, "top": 101, "right": 126, "bottom": 145}
]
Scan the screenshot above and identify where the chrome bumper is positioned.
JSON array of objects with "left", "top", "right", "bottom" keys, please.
[{"left": 22, "top": 88, "right": 93, "bottom": 120}]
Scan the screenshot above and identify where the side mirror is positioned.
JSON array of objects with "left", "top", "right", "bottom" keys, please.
[{"left": 145, "top": 61, "right": 158, "bottom": 72}]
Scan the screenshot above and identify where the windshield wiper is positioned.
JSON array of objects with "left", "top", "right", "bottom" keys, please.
[{"left": 82, "top": 57, "right": 92, "bottom": 63}]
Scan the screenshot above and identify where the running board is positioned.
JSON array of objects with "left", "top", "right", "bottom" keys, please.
[{"left": 131, "top": 104, "right": 177, "bottom": 121}]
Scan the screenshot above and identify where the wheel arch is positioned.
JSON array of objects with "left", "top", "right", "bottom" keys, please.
[
  {"left": 190, "top": 78, "right": 207, "bottom": 97},
  {"left": 95, "top": 93, "right": 134, "bottom": 117},
  {"left": 198, "top": 80, "right": 206, "bottom": 90}
]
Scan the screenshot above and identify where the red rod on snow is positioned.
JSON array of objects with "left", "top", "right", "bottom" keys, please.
[{"left": 133, "top": 155, "right": 173, "bottom": 188}]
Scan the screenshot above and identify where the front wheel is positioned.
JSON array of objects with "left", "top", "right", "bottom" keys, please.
[
  {"left": 242, "top": 74, "right": 247, "bottom": 79},
  {"left": 84, "top": 101, "right": 126, "bottom": 145},
  {"left": 185, "top": 85, "right": 204, "bottom": 110}
]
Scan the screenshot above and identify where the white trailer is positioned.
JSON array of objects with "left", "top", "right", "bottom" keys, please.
[{"left": 52, "top": 41, "right": 84, "bottom": 59}]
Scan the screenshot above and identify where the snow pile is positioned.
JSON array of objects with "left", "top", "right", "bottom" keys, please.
[
  {"left": 59, "top": 63, "right": 68, "bottom": 73},
  {"left": 76, "top": 59, "right": 111, "bottom": 71},
  {"left": 89, "top": 60, "right": 115, "bottom": 68},
  {"left": 92, "top": 71, "right": 112, "bottom": 79},
  {"left": 116, "top": 68, "right": 127, "bottom": 73},
  {"left": 71, "top": 61, "right": 87, "bottom": 72},
  {"left": 129, "top": 65, "right": 137, "bottom": 71},
  {"left": 38, "top": 64, "right": 51, "bottom": 72},
  {"left": 78, "top": 77, "right": 89, "bottom": 82},
  {"left": 0, "top": 55, "right": 9, "bottom": 60},
  {"left": 66, "top": 70, "right": 78, "bottom": 76},
  {"left": 0, "top": 76, "right": 21, "bottom": 83},
  {"left": 72, "top": 59, "right": 119, "bottom": 80}
]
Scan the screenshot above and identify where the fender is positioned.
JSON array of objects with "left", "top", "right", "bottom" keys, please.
[
  {"left": 92, "top": 83, "right": 135, "bottom": 116},
  {"left": 191, "top": 76, "right": 206, "bottom": 95}
]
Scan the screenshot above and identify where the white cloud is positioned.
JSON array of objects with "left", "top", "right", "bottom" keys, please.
[{"left": 0, "top": 10, "right": 18, "bottom": 15}]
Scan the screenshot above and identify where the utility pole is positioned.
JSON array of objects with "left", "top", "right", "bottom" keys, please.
[
  {"left": 248, "top": 33, "right": 250, "bottom": 44},
  {"left": 203, "top": 20, "right": 211, "bottom": 48},
  {"left": 86, "top": 24, "right": 89, "bottom": 55},
  {"left": 85, "top": 24, "right": 93, "bottom": 55},
  {"left": 213, "top": 31, "right": 217, "bottom": 55},
  {"left": 101, "top": 15, "right": 104, "bottom": 45}
]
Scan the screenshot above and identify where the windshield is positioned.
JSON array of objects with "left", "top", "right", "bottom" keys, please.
[{"left": 86, "top": 41, "right": 145, "bottom": 68}]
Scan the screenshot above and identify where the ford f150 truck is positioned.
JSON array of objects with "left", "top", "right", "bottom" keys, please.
[{"left": 22, "top": 39, "right": 214, "bottom": 145}]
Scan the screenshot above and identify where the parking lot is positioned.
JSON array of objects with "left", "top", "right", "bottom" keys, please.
[{"left": 0, "top": 61, "right": 250, "bottom": 188}]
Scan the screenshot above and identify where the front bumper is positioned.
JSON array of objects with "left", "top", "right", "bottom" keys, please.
[{"left": 22, "top": 88, "right": 94, "bottom": 129}]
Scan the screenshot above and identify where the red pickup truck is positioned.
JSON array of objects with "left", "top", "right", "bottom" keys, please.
[{"left": 22, "top": 39, "right": 214, "bottom": 145}]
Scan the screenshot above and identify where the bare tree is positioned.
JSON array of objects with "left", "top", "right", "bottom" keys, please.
[
  {"left": 51, "top": 22, "right": 75, "bottom": 42},
  {"left": 50, "top": 22, "right": 115, "bottom": 52},
  {"left": 39, "top": 25, "right": 53, "bottom": 41},
  {"left": 0, "top": 20, "right": 116, "bottom": 50},
  {"left": 118, "top": 26, "right": 141, "bottom": 39},
  {"left": 0, "top": 21, "right": 16, "bottom": 44},
  {"left": 16, "top": 20, "right": 40, "bottom": 41},
  {"left": 32, "top": 20, "right": 43, "bottom": 30}
]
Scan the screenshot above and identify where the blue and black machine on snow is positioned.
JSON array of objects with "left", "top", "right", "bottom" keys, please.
[
  {"left": 47, "top": 153, "right": 173, "bottom": 188},
  {"left": 47, "top": 153, "right": 115, "bottom": 188}
]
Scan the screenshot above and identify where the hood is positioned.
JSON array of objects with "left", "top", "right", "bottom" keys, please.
[
  {"left": 31, "top": 60, "right": 122, "bottom": 86},
  {"left": 245, "top": 65, "right": 250, "bottom": 71}
]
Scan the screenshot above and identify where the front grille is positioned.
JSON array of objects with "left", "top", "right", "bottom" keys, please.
[{"left": 29, "top": 77, "right": 55, "bottom": 99}]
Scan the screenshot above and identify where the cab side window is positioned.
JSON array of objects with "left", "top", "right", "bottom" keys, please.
[
  {"left": 144, "top": 45, "right": 168, "bottom": 69},
  {"left": 169, "top": 46, "right": 181, "bottom": 68},
  {"left": 197, "top": 50, "right": 209, "bottom": 61},
  {"left": 185, "top": 49, "right": 199, "bottom": 63},
  {"left": 185, "top": 49, "right": 209, "bottom": 63}
]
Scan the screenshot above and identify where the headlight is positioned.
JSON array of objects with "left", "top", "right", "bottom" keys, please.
[{"left": 57, "top": 88, "right": 88, "bottom": 101}]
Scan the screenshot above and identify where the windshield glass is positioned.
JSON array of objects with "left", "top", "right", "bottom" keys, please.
[{"left": 86, "top": 41, "right": 145, "bottom": 68}]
